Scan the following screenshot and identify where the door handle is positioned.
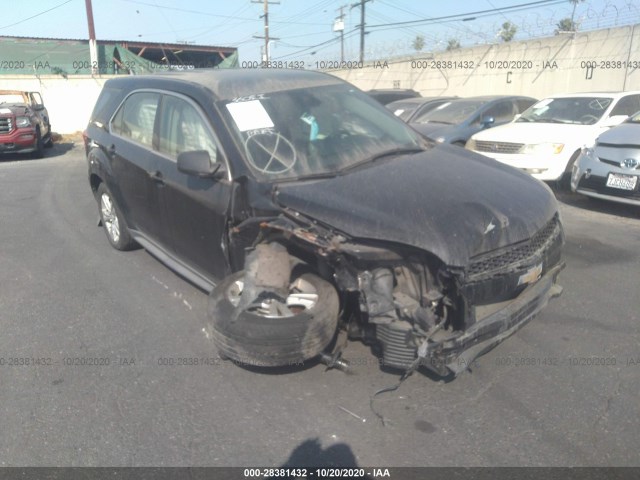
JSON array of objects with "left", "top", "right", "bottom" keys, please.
[
  {"left": 149, "top": 170, "right": 165, "bottom": 184},
  {"left": 107, "top": 144, "right": 116, "bottom": 155}
]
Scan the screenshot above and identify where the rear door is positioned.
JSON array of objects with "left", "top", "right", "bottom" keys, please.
[{"left": 155, "top": 93, "right": 233, "bottom": 280}]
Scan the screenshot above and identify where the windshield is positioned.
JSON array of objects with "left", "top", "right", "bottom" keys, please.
[
  {"left": 220, "top": 84, "right": 426, "bottom": 181},
  {"left": 0, "top": 94, "right": 26, "bottom": 105},
  {"left": 387, "top": 101, "right": 419, "bottom": 121},
  {"left": 628, "top": 110, "right": 640, "bottom": 123},
  {"left": 516, "top": 97, "right": 612, "bottom": 125}
]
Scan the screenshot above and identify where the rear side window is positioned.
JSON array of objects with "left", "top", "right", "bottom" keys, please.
[
  {"left": 481, "top": 100, "right": 515, "bottom": 123},
  {"left": 157, "top": 95, "right": 217, "bottom": 161},
  {"left": 516, "top": 98, "right": 536, "bottom": 113},
  {"left": 110, "top": 92, "right": 160, "bottom": 147},
  {"left": 610, "top": 94, "right": 640, "bottom": 117},
  {"left": 91, "top": 87, "right": 122, "bottom": 125}
]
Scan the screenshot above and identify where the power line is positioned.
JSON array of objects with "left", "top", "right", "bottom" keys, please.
[
  {"left": 367, "top": 0, "right": 566, "bottom": 29},
  {"left": 0, "top": 0, "right": 74, "bottom": 30}
]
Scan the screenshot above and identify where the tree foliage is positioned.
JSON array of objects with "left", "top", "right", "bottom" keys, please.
[
  {"left": 446, "top": 39, "right": 461, "bottom": 51},
  {"left": 500, "top": 21, "right": 517, "bottom": 42},
  {"left": 412, "top": 35, "right": 425, "bottom": 52},
  {"left": 555, "top": 17, "right": 577, "bottom": 33}
]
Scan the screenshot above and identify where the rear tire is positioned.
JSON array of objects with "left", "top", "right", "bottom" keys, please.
[
  {"left": 97, "top": 183, "right": 137, "bottom": 251},
  {"left": 207, "top": 270, "right": 340, "bottom": 367}
]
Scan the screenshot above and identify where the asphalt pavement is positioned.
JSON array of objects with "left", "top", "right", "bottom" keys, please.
[{"left": 0, "top": 142, "right": 638, "bottom": 468}]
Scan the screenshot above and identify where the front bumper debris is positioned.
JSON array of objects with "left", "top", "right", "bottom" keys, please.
[{"left": 424, "top": 262, "right": 564, "bottom": 376}]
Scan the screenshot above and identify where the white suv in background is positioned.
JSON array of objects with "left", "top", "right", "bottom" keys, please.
[{"left": 466, "top": 91, "right": 640, "bottom": 184}]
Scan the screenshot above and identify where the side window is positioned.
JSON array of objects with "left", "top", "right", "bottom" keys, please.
[
  {"left": 110, "top": 92, "right": 160, "bottom": 147},
  {"left": 516, "top": 98, "right": 536, "bottom": 113},
  {"left": 482, "top": 101, "right": 515, "bottom": 123},
  {"left": 610, "top": 95, "right": 640, "bottom": 117},
  {"left": 157, "top": 95, "right": 217, "bottom": 161}
]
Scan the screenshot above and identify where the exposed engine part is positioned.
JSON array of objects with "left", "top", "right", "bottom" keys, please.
[
  {"left": 362, "top": 263, "right": 450, "bottom": 372},
  {"left": 319, "top": 326, "right": 352, "bottom": 373},
  {"left": 375, "top": 321, "right": 420, "bottom": 370},
  {"left": 358, "top": 268, "right": 396, "bottom": 317},
  {"left": 319, "top": 351, "right": 351, "bottom": 372}
]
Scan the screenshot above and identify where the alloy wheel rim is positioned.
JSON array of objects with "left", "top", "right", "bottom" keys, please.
[
  {"left": 227, "top": 277, "right": 319, "bottom": 318},
  {"left": 100, "top": 193, "right": 120, "bottom": 243}
]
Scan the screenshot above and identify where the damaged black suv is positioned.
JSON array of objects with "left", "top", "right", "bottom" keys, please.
[{"left": 84, "top": 69, "right": 564, "bottom": 377}]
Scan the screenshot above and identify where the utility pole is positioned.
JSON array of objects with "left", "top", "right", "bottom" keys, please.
[
  {"left": 84, "top": 0, "right": 98, "bottom": 74},
  {"left": 333, "top": 6, "right": 347, "bottom": 62},
  {"left": 252, "top": 0, "right": 280, "bottom": 63},
  {"left": 351, "top": 0, "right": 371, "bottom": 63}
]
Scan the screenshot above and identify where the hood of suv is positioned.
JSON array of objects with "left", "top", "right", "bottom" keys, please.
[
  {"left": 0, "top": 104, "right": 29, "bottom": 117},
  {"left": 274, "top": 145, "right": 557, "bottom": 267}
]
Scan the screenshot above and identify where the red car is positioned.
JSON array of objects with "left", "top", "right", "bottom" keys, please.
[{"left": 0, "top": 90, "right": 53, "bottom": 158}]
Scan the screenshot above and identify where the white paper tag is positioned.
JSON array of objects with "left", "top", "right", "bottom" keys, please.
[{"left": 226, "top": 100, "right": 274, "bottom": 132}]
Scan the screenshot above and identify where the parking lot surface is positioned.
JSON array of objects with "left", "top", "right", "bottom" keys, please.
[{"left": 0, "top": 142, "right": 638, "bottom": 467}]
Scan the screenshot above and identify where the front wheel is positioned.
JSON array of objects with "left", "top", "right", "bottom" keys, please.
[
  {"left": 97, "top": 183, "right": 137, "bottom": 251},
  {"left": 33, "top": 129, "right": 44, "bottom": 158},
  {"left": 207, "top": 270, "right": 340, "bottom": 367}
]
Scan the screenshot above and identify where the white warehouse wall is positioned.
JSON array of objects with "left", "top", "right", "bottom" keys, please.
[
  {"left": 328, "top": 24, "right": 640, "bottom": 98},
  {"left": 0, "top": 75, "right": 111, "bottom": 134},
  {"left": 0, "top": 25, "right": 639, "bottom": 133}
]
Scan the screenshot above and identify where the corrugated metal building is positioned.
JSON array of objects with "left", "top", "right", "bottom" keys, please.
[{"left": 0, "top": 36, "right": 238, "bottom": 75}]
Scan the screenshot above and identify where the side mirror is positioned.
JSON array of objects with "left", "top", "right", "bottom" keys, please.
[
  {"left": 481, "top": 116, "right": 495, "bottom": 128},
  {"left": 177, "top": 150, "right": 225, "bottom": 179}
]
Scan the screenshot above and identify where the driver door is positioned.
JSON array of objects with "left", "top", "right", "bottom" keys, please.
[{"left": 155, "top": 93, "right": 233, "bottom": 282}]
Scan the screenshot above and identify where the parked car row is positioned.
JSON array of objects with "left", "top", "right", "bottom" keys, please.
[
  {"left": 408, "top": 96, "right": 536, "bottom": 146},
  {"left": 380, "top": 88, "right": 640, "bottom": 205},
  {"left": 467, "top": 91, "right": 640, "bottom": 188}
]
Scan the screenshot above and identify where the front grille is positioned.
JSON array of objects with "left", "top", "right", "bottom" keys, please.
[
  {"left": 467, "top": 214, "right": 561, "bottom": 278},
  {"left": 599, "top": 158, "right": 620, "bottom": 167},
  {"left": 0, "top": 118, "right": 12, "bottom": 134},
  {"left": 578, "top": 174, "right": 640, "bottom": 199},
  {"left": 474, "top": 140, "right": 523, "bottom": 154},
  {"left": 599, "top": 157, "right": 640, "bottom": 170}
]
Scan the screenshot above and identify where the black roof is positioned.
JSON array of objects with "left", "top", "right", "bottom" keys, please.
[{"left": 105, "top": 69, "right": 345, "bottom": 101}]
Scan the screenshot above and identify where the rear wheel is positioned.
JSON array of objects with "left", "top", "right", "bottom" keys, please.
[
  {"left": 97, "top": 183, "right": 136, "bottom": 251},
  {"left": 207, "top": 270, "right": 340, "bottom": 367}
]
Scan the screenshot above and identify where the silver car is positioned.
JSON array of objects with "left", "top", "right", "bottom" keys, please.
[{"left": 571, "top": 111, "right": 640, "bottom": 205}]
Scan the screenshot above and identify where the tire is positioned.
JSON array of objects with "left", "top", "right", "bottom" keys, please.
[
  {"left": 33, "top": 128, "right": 44, "bottom": 159},
  {"left": 207, "top": 270, "right": 340, "bottom": 367},
  {"left": 44, "top": 129, "right": 54, "bottom": 148},
  {"left": 559, "top": 150, "right": 581, "bottom": 190},
  {"left": 97, "top": 183, "right": 137, "bottom": 251}
]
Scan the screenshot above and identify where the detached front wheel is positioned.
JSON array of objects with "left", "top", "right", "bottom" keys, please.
[{"left": 207, "top": 270, "right": 339, "bottom": 367}]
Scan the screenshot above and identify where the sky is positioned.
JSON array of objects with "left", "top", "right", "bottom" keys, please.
[{"left": 1, "top": 0, "right": 639, "bottom": 64}]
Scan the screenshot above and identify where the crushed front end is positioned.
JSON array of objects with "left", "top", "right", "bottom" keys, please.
[{"left": 260, "top": 210, "right": 564, "bottom": 377}]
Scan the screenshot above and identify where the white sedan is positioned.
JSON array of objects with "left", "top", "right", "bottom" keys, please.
[{"left": 466, "top": 91, "right": 640, "bottom": 184}]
